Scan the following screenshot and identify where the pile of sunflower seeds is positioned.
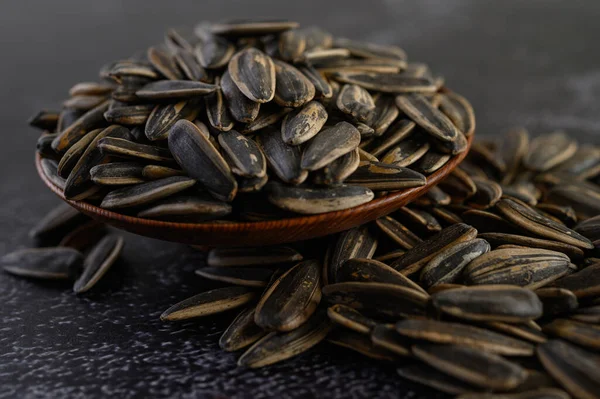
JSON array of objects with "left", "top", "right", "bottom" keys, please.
[
  {"left": 157, "top": 128, "right": 600, "bottom": 399},
  {"left": 31, "top": 19, "right": 473, "bottom": 219},
  {"left": 2, "top": 204, "right": 124, "bottom": 294}
]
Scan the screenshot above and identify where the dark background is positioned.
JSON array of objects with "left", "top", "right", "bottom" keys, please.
[{"left": 1, "top": 1, "right": 599, "bottom": 398}]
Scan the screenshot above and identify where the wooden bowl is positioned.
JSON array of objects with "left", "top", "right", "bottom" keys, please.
[{"left": 36, "top": 133, "right": 473, "bottom": 247}]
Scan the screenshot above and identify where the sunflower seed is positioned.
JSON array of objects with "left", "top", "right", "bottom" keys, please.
[
  {"left": 220, "top": 70, "right": 260, "bottom": 123},
  {"left": 478, "top": 233, "right": 584, "bottom": 260},
  {"left": 324, "top": 225, "right": 378, "bottom": 285},
  {"left": 463, "top": 248, "right": 572, "bottom": 289},
  {"left": 267, "top": 182, "right": 374, "bottom": 214},
  {"left": 147, "top": 46, "right": 183, "bottom": 80},
  {"left": 412, "top": 150, "right": 451, "bottom": 174},
  {"left": 161, "top": 286, "right": 256, "bottom": 321},
  {"left": 2, "top": 247, "right": 83, "bottom": 280},
  {"left": 256, "top": 126, "right": 307, "bottom": 184},
  {"left": 467, "top": 177, "right": 503, "bottom": 209},
  {"left": 100, "top": 176, "right": 195, "bottom": 209},
  {"left": 207, "top": 246, "right": 303, "bottom": 267},
  {"left": 574, "top": 214, "right": 600, "bottom": 242},
  {"left": 29, "top": 110, "right": 60, "bottom": 130},
  {"left": 313, "top": 148, "right": 360, "bottom": 186},
  {"left": 136, "top": 80, "right": 216, "bottom": 100},
  {"left": 571, "top": 305, "right": 600, "bottom": 324},
  {"left": 281, "top": 101, "right": 328, "bottom": 145},
  {"left": 375, "top": 216, "right": 422, "bottom": 249},
  {"left": 390, "top": 223, "right": 478, "bottom": 276},
  {"left": 542, "top": 319, "right": 600, "bottom": 351},
  {"left": 420, "top": 239, "right": 490, "bottom": 288},
  {"left": 219, "top": 306, "right": 267, "bottom": 352},
  {"left": 107, "top": 61, "right": 159, "bottom": 80},
  {"left": 336, "top": 84, "right": 375, "bottom": 122},
  {"left": 535, "top": 288, "right": 579, "bottom": 318},
  {"left": 546, "top": 182, "right": 600, "bottom": 220},
  {"left": 51, "top": 100, "right": 110, "bottom": 153},
  {"left": 168, "top": 119, "right": 237, "bottom": 201},
  {"left": 241, "top": 103, "right": 291, "bottom": 133},
  {"left": 439, "top": 168, "right": 477, "bottom": 201},
  {"left": 272, "top": 59, "right": 315, "bottom": 108},
  {"left": 496, "top": 198, "right": 593, "bottom": 249},
  {"left": 254, "top": 260, "right": 321, "bottom": 331},
  {"left": 550, "top": 263, "right": 600, "bottom": 299},
  {"left": 524, "top": 132, "right": 578, "bottom": 172},
  {"left": 64, "top": 125, "right": 131, "bottom": 200},
  {"left": 98, "top": 137, "right": 173, "bottom": 163},
  {"left": 145, "top": 99, "right": 200, "bottom": 141},
  {"left": 28, "top": 203, "right": 87, "bottom": 240},
  {"left": 553, "top": 145, "right": 600, "bottom": 180},
  {"left": 438, "top": 92, "right": 475, "bottom": 136},
  {"left": 327, "top": 304, "right": 378, "bottom": 335},
  {"left": 395, "top": 319, "right": 534, "bottom": 356},
  {"left": 40, "top": 158, "right": 66, "bottom": 190},
  {"left": 298, "top": 65, "right": 332, "bottom": 99},
  {"left": 335, "top": 258, "right": 426, "bottom": 293},
  {"left": 536, "top": 204, "right": 577, "bottom": 227},
  {"left": 413, "top": 344, "right": 528, "bottom": 390},
  {"left": 174, "top": 48, "right": 208, "bottom": 81},
  {"left": 499, "top": 128, "right": 529, "bottom": 184},
  {"left": 228, "top": 48, "right": 275, "bottom": 103},
  {"left": 395, "top": 207, "right": 442, "bottom": 235},
  {"left": 218, "top": 130, "right": 266, "bottom": 178},
  {"left": 461, "top": 210, "right": 520, "bottom": 234},
  {"left": 395, "top": 94, "right": 460, "bottom": 143},
  {"left": 195, "top": 35, "right": 235, "bottom": 69},
  {"left": 137, "top": 194, "right": 232, "bottom": 222},
  {"left": 73, "top": 234, "right": 123, "bottom": 293},
  {"left": 322, "top": 282, "right": 428, "bottom": 319},
  {"left": 195, "top": 267, "right": 273, "bottom": 288},
  {"left": 237, "top": 308, "right": 330, "bottom": 368},
  {"left": 90, "top": 162, "right": 145, "bottom": 185},
  {"left": 431, "top": 285, "right": 543, "bottom": 322},
  {"left": 345, "top": 161, "right": 426, "bottom": 191},
  {"left": 56, "top": 129, "right": 103, "bottom": 178},
  {"left": 301, "top": 121, "right": 360, "bottom": 171},
  {"left": 537, "top": 339, "right": 600, "bottom": 399},
  {"left": 380, "top": 134, "right": 430, "bottom": 167}
]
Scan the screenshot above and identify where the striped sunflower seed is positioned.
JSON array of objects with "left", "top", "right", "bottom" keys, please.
[
  {"left": 2, "top": 247, "right": 82, "bottom": 280},
  {"left": 390, "top": 223, "right": 478, "bottom": 276},
  {"left": 537, "top": 339, "right": 600, "bottom": 399},
  {"left": 524, "top": 132, "right": 578, "bottom": 172},
  {"left": 375, "top": 216, "right": 422, "bottom": 250},
  {"left": 57, "top": 128, "right": 103, "bottom": 177},
  {"left": 327, "top": 304, "right": 378, "bottom": 335},
  {"left": 51, "top": 100, "right": 110, "bottom": 153},
  {"left": 100, "top": 176, "right": 196, "bottom": 209},
  {"left": 420, "top": 238, "right": 490, "bottom": 288},
  {"left": 464, "top": 248, "right": 573, "bottom": 289},
  {"left": 430, "top": 285, "right": 544, "bottom": 322},
  {"left": 218, "top": 130, "right": 266, "bottom": 178},
  {"left": 273, "top": 59, "right": 315, "bottom": 107},
  {"left": 256, "top": 126, "right": 308, "bottom": 184},
  {"left": 535, "top": 288, "right": 579, "bottom": 318},
  {"left": 413, "top": 343, "right": 528, "bottom": 390},
  {"left": 542, "top": 319, "right": 600, "bottom": 351},
  {"left": 313, "top": 148, "right": 360, "bottom": 186},
  {"left": 195, "top": 35, "right": 235, "bottom": 69},
  {"left": 195, "top": 267, "right": 273, "bottom": 288},
  {"left": 237, "top": 308, "right": 330, "bottom": 368},
  {"left": 322, "top": 281, "right": 428, "bottom": 319},
  {"left": 73, "top": 234, "right": 124, "bottom": 293},
  {"left": 168, "top": 119, "right": 237, "bottom": 201},
  {"left": 228, "top": 48, "right": 276, "bottom": 103},
  {"left": 267, "top": 182, "right": 374, "bottom": 214},
  {"left": 28, "top": 203, "right": 87, "bottom": 239},
  {"left": 323, "top": 225, "right": 378, "bottom": 285},
  {"left": 281, "top": 101, "right": 328, "bottom": 145},
  {"left": 336, "top": 84, "right": 375, "bottom": 122},
  {"left": 396, "top": 319, "right": 534, "bottom": 356},
  {"left": 254, "top": 260, "right": 321, "bottom": 331},
  {"left": 136, "top": 80, "right": 216, "bottom": 100},
  {"left": 220, "top": 70, "right": 260, "bottom": 123},
  {"left": 137, "top": 194, "right": 232, "bottom": 222},
  {"left": 98, "top": 137, "right": 173, "bottom": 163},
  {"left": 395, "top": 94, "right": 459, "bottom": 143},
  {"left": 345, "top": 161, "right": 427, "bottom": 191},
  {"left": 333, "top": 72, "right": 435, "bottom": 94},
  {"left": 550, "top": 263, "right": 600, "bottom": 299},
  {"left": 300, "top": 121, "right": 361, "bottom": 171},
  {"left": 219, "top": 306, "right": 267, "bottom": 352},
  {"left": 90, "top": 162, "right": 145, "bottom": 185},
  {"left": 160, "top": 286, "right": 256, "bottom": 321},
  {"left": 204, "top": 76, "right": 235, "bottom": 131},
  {"left": 145, "top": 99, "right": 200, "bottom": 141},
  {"left": 335, "top": 258, "right": 426, "bottom": 294},
  {"left": 147, "top": 46, "right": 183, "bottom": 80}
]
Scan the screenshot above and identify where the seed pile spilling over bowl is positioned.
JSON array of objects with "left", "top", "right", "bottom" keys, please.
[
  {"left": 32, "top": 19, "right": 473, "bottom": 220},
  {"left": 154, "top": 128, "right": 599, "bottom": 398}
]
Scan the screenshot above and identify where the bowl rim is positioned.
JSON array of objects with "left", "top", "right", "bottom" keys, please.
[{"left": 36, "top": 132, "right": 473, "bottom": 234}]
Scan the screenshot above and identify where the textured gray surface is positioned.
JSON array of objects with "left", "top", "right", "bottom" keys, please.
[{"left": 1, "top": 1, "right": 600, "bottom": 398}]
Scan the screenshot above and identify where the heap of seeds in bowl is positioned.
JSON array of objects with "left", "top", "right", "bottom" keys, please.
[{"left": 31, "top": 19, "right": 473, "bottom": 220}]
